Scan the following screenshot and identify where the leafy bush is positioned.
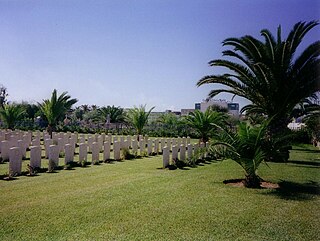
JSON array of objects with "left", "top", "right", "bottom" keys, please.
[{"left": 121, "top": 148, "right": 135, "bottom": 160}]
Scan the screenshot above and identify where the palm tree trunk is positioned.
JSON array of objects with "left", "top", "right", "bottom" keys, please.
[
  {"left": 47, "top": 124, "right": 53, "bottom": 139},
  {"left": 266, "top": 116, "right": 291, "bottom": 162},
  {"left": 244, "top": 174, "right": 261, "bottom": 188}
]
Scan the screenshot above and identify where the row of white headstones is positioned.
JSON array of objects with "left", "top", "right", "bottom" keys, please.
[{"left": 0, "top": 130, "right": 208, "bottom": 177}]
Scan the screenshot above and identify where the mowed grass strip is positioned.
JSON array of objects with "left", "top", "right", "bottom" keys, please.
[{"left": 0, "top": 146, "right": 319, "bottom": 241}]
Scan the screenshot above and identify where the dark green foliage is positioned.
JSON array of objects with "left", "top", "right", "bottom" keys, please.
[
  {"left": 99, "top": 105, "right": 125, "bottom": 123},
  {"left": 210, "top": 122, "right": 268, "bottom": 188},
  {"left": 184, "top": 108, "right": 227, "bottom": 143},
  {"left": 198, "top": 21, "right": 320, "bottom": 160},
  {"left": 121, "top": 148, "right": 136, "bottom": 160},
  {"left": 38, "top": 89, "right": 78, "bottom": 137},
  {"left": 126, "top": 105, "right": 155, "bottom": 135},
  {"left": 0, "top": 104, "right": 24, "bottom": 129}
]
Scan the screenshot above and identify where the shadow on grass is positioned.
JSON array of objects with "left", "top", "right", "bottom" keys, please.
[
  {"left": 286, "top": 160, "right": 320, "bottom": 167},
  {"left": 264, "top": 180, "right": 320, "bottom": 201},
  {"left": 161, "top": 158, "right": 219, "bottom": 171},
  {"left": 291, "top": 147, "right": 320, "bottom": 154}
]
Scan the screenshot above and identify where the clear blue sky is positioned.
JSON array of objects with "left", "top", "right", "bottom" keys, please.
[{"left": 1, "top": 0, "right": 319, "bottom": 111}]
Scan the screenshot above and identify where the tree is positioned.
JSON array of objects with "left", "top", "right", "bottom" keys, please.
[
  {"left": 0, "top": 104, "right": 24, "bottom": 130},
  {"left": 126, "top": 105, "right": 155, "bottom": 137},
  {"left": 303, "top": 103, "right": 320, "bottom": 144},
  {"left": 83, "top": 108, "right": 101, "bottom": 123},
  {"left": 25, "top": 103, "right": 39, "bottom": 122},
  {"left": 184, "top": 108, "right": 227, "bottom": 143},
  {"left": 38, "top": 89, "right": 78, "bottom": 137},
  {"left": 0, "top": 85, "right": 8, "bottom": 108},
  {"left": 210, "top": 122, "right": 268, "bottom": 188},
  {"left": 99, "top": 105, "right": 125, "bottom": 123},
  {"left": 197, "top": 21, "right": 320, "bottom": 159}
]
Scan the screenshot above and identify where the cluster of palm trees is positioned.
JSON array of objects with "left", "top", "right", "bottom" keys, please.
[
  {"left": 0, "top": 89, "right": 160, "bottom": 139},
  {"left": 197, "top": 21, "right": 319, "bottom": 187},
  {"left": 0, "top": 21, "right": 318, "bottom": 188}
]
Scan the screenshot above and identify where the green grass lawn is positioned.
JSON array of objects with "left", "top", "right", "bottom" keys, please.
[{"left": 0, "top": 145, "right": 319, "bottom": 240}]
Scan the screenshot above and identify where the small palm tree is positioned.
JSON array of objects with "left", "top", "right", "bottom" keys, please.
[
  {"left": 38, "top": 89, "right": 77, "bottom": 137},
  {"left": 0, "top": 104, "right": 24, "bottom": 130},
  {"left": 210, "top": 122, "right": 268, "bottom": 188},
  {"left": 184, "top": 108, "right": 227, "bottom": 143},
  {"left": 127, "top": 105, "right": 155, "bottom": 137}
]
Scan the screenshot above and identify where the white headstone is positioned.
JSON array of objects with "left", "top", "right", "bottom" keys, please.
[
  {"left": 120, "top": 136, "right": 125, "bottom": 148},
  {"left": 78, "top": 143, "right": 88, "bottom": 163},
  {"left": 79, "top": 135, "right": 86, "bottom": 144},
  {"left": 103, "top": 141, "right": 110, "bottom": 161},
  {"left": 187, "top": 144, "right": 193, "bottom": 160},
  {"left": 97, "top": 135, "right": 103, "bottom": 152},
  {"left": 177, "top": 138, "right": 181, "bottom": 149},
  {"left": 113, "top": 141, "right": 121, "bottom": 160},
  {"left": 57, "top": 138, "right": 64, "bottom": 154},
  {"left": 17, "top": 140, "right": 26, "bottom": 158},
  {"left": 49, "top": 145, "right": 59, "bottom": 168},
  {"left": 162, "top": 147, "right": 169, "bottom": 168},
  {"left": 160, "top": 138, "right": 165, "bottom": 152},
  {"left": 147, "top": 139, "right": 153, "bottom": 155},
  {"left": 44, "top": 139, "right": 53, "bottom": 158},
  {"left": 154, "top": 139, "right": 159, "bottom": 154},
  {"left": 108, "top": 133, "right": 112, "bottom": 143},
  {"left": 91, "top": 142, "right": 99, "bottom": 164},
  {"left": 1, "top": 140, "right": 10, "bottom": 161},
  {"left": 9, "top": 147, "right": 22, "bottom": 175},
  {"left": 172, "top": 145, "right": 178, "bottom": 163},
  {"left": 139, "top": 139, "right": 145, "bottom": 155},
  {"left": 132, "top": 140, "right": 138, "bottom": 154},
  {"left": 172, "top": 139, "right": 177, "bottom": 146},
  {"left": 64, "top": 144, "right": 74, "bottom": 164},
  {"left": 31, "top": 138, "right": 41, "bottom": 147},
  {"left": 88, "top": 136, "right": 94, "bottom": 152},
  {"left": 182, "top": 137, "right": 187, "bottom": 147},
  {"left": 126, "top": 136, "right": 131, "bottom": 148},
  {"left": 101, "top": 133, "right": 106, "bottom": 142},
  {"left": 30, "top": 145, "right": 41, "bottom": 168},
  {"left": 166, "top": 139, "right": 171, "bottom": 152},
  {"left": 180, "top": 145, "right": 186, "bottom": 161}
]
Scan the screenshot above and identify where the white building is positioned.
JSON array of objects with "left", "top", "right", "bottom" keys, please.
[{"left": 195, "top": 99, "right": 240, "bottom": 117}]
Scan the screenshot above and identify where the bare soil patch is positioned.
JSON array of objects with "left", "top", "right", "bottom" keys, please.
[{"left": 223, "top": 179, "right": 279, "bottom": 189}]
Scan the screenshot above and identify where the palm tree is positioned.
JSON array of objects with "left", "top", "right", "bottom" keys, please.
[
  {"left": 197, "top": 21, "right": 319, "bottom": 141},
  {"left": 126, "top": 105, "right": 155, "bottom": 138},
  {"left": 38, "top": 89, "right": 78, "bottom": 137},
  {"left": 210, "top": 122, "right": 268, "bottom": 188},
  {"left": 99, "top": 105, "right": 125, "bottom": 123},
  {"left": 184, "top": 108, "right": 227, "bottom": 143},
  {"left": 0, "top": 104, "right": 24, "bottom": 130}
]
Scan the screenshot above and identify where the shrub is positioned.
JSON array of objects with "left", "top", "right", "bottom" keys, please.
[{"left": 121, "top": 148, "right": 135, "bottom": 160}]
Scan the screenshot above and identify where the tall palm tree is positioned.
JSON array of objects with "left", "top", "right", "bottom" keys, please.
[
  {"left": 0, "top": 104, "right": 24, "bottom": 130},
  {"left": 126, "top": 105, "right": 155, "bottom": 138},
  {"left": 38, "top": 89, "right": 78, "bottom": 137},
  {"left": 184, "top": 108, "right": 227, "bottom": 143},
  {"left": 197, "top": 21, "right": 319, "bottom": 137},
  {"left": 210, "top": 122, "right": 268, "bottom": 188}
]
